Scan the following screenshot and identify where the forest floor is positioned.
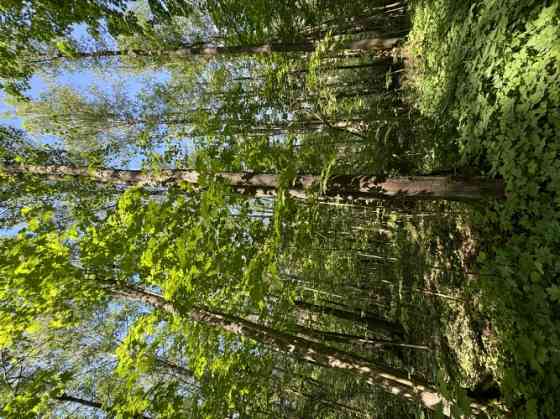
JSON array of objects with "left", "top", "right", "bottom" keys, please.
[
  {"left": 394, "top": 204, "right": 503, "bottom": 417},
  {"left": 404, "top": 0, "right": 560, "bottom": 417}
]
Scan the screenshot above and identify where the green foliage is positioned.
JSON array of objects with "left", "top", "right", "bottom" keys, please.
[
  {"left": 205, "top": 0, "right": 408, "bottom": 44},
  {"left": 0, "top": 0, "right": 140, "bottom": 96},
  {"left": 84, "top": 184, "right": 277, "bottom": 312},
  {"left": 1, "top": 170, "right": 482, "bottom": 418},
  {"left": 408, "top": 0, "right": 560, "bottom": 416},
  {"left": 0, "top": 184, "right": 281, "bottom": 417},
  {"left": 6, "top": 0, "right": 549, "bottom": 417}
]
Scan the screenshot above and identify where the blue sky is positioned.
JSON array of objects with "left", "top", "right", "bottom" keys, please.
[
  {"left": 0, "top": 22, "right": 171, "bottom": 236},
  {"left": 1, "top": 54, "right": 172, "bottom": 168},
  {"left": 1, "top": 21, "right": 169, "bottom": 135}
]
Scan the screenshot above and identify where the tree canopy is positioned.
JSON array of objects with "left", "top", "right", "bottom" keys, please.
[{"left": 1, "top": 0, "right": 559, "bottom": 418}]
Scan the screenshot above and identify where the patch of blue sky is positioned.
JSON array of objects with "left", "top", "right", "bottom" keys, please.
[
  {"left": 2, "top": 17, "right": 168, "bottom": 118},
  {"left": 2, "top": 13, "right": 199, "bottom": 179},
  {"left": 0, "top": 223, "right": 25, "bottom": 237},
  {"left": 1, "top": 55, "right": 171, "bottom": 169},
  {"left": 0, "top": 96, "right": 22, "bottom": 129}
]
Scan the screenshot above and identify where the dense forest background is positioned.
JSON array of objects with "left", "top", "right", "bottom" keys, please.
[{"left": 0, "top": 0, "right": 559, "bottom": 418}]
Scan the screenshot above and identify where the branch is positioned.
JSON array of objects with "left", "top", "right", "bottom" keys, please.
[{"left": 56, "top": 393, "right": 151, "bottom": 419}]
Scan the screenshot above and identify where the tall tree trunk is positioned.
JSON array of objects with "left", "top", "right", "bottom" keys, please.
[
  {"left": 2, "top": 164, "right": 506, "bottom": 201},
  {"left": 289, "top": 58, "right": 395, "bottom": 75},
  {"left": 114, "top": 285, "right": 492, "bottom": 417},
  {"left": 285, "top": 387, "right": 369, "bottom": 417},
  {"left": 56, "top": 394, "right": 104, "bottom": 410},
  {"left": 34, "top": 37, "right": 401, "bottom": 65}
]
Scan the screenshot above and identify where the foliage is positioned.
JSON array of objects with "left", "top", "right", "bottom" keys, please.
[
  {"left": 0, "top": 0, "right": 140, "bottom": 96},
  {"left": 0, "top": 184, "right": 279, "bottom": 417},
  {"left": 407, "top": 0, "right": 560, "bottom": 416},
  {"left": 205, "top": 0, "right": 409, "bottom": 44},
  {"left": 4, "top": 0, "right": 558, "bottom": 417}
]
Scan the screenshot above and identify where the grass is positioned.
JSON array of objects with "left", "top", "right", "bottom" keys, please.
[{"left": 405, "top": 0, "right": 560, "bottom": 417}]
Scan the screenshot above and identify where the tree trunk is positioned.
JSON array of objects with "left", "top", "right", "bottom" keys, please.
[
  {"left": 35, "top": 37, "right": 401, "bottom": 65},
  {"left": 294, "top": 299, "right": 404, "bottom": 338},
  {"left": 289, "top": 58, "right": 395, "bottom": 75},
  {"left": 56, "top": 394, "right": 104, "bottom": 410},
  {"left": 114, "top": 285, "right": 493, "bottom": 417},
  {"left": 2, "top": 164, "right": 506, "bottom": 201}
]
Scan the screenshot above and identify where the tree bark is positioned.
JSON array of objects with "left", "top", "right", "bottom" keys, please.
[
  {"left": 114, "top": 285, "right": 493, "bottom": 417},
  {"left": 56, "top": 394, "right": 104, "bottom": 409},
  {"left": 34, "top": 37, "right": 402, "bottom": 65},
  {"left": 1, "top": 164, "right": 506, "bottom": 201}
]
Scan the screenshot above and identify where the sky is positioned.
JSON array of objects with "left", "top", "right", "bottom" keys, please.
[
  {"left": 0, "top": 70, "right": 163, "bottom": 238},
  {"left": 0, "top": 22, "right": 172, "bottom": 165},
  {"left": 0, "top": 23, "right": 170, "bottom": 237},
  {"left": 0, "top": 21, "right": 169, "bottom": 132}
]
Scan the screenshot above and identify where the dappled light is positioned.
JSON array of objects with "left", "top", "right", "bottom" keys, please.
[{"left": 0, "top": 1, "right": 558, "bottom": 418}]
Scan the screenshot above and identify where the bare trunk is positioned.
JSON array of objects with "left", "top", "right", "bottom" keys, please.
[
  {"left": 292, "top": 323, "right": 430, "bottom": 353},
  {"left": 56, "top": 394, "right": 104, "bottom": 410},
  {"left": 294, "top": 299, "right": 404, "bottom": 338},
  {"left": 34, "top": 37, "right": 401, "bottom": 65},
  {"left": 285, "top": 387, "right": 369, "bottom": 417},
  {"left": 2, "top": 164, "right": 506, "bottom": 201},
  {"left": 290, "top": 58, "right": 394, "bottom": 75}
]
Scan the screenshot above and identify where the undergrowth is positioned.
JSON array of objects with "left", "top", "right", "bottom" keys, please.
[{"left": 406, "top": 0, "right": 560, "bottom": 417}]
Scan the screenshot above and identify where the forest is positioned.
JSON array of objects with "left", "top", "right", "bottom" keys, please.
[{"left": 0, "top": 0, "right": 559, "bottom": 418}]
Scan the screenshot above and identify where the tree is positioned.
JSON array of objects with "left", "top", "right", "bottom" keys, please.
[
  {"left": 0, "top": 186, "right": 496, "bottom": 417},
  {"left": 9, "top": 52, "right": 406, "bottom": 174},
  {"left": 2, "top": 162, "right": 506, "bottom": 201},
  {"left": 0, "top": 0, "right": 139, "bottom": 96},
  {"left": 1, "top": 0, "right": 405, "bottom": 98},
  {"left": 204, "top": 0, "right": 409, "bottom": 44},
  {"left": 0, "top": 1, "right": 516, "bottom": 417}
]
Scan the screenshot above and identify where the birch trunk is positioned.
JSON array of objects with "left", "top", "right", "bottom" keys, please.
[{"left": 2, "top": 164, "right": 506, "bottom": 201}]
